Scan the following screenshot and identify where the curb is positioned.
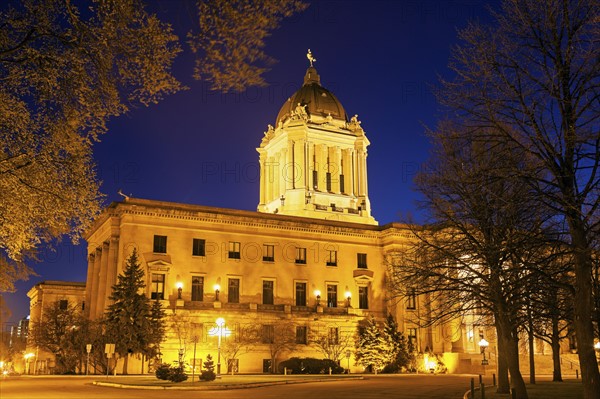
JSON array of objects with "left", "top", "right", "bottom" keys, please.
[{"left": 93, "top": 376, "right": 364, "bottom": 390}]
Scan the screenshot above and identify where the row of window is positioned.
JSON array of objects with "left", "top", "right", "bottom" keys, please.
[
  {"left": 150, "top": 275, "right": 370, "bottom": 309},
  {"left": 153, "top": 235, "right": 369, "bottom": 268}
]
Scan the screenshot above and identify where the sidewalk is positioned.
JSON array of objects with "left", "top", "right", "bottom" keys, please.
[{"left": 93, "top": 373, "right": 364, "bottom": 390}]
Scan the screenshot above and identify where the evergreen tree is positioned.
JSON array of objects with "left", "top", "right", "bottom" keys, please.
[
  {"left": 381, "top": 315, "right": 412, "bottom": 373},
  {"left": 104, "top": 248, "right": 158, "bottom": 374},
  {"left": 355, "top": 317, "right": 388, "bottom": 374},
  {"left": 146, "top": 299, "right": 166, "bottom": 361}
]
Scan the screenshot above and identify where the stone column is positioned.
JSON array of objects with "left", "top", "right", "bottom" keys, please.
[
  {"left": 258, "top": 153, "right": 266, "bottom": 205},
  {"left": 293, "top": 139, "right": 306, "bottom": 190},
  {"left": 88, "top": 247, "right": 102, "bottom": 320},
  {"left": 103, "top": 237, "right": 119, "bottom": 312},
  {"left": 84, "top": 252, "right": 95, "bottom": 318},
  {"left": 96, "top": 241, "right": 110, "bottom": 319}
]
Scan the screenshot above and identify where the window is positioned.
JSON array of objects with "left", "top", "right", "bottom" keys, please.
[
  {"left": 192, "top": 238, "right": 205, "bottom": 256},
  {"left": 263, "top": 244, "right": 274, "bottom": 262},
  {"left": 81, "top": 301, "right": 85, "bottom": 311},
  {"left": 357, "top": 253, "right": 367, "bottom": 268},
  {"left": 326, "top": 250, "right": 337, "bottom": 266},
  {"left": 262, "top": 280, "right": 274, "bottom": 305},
  {"left": 340, "top": 174, "right": 345, "bottom": 193},
  {"left": 358, "top": 286, "right": 369, "bottom": 309},
  {"left": 261, "top": 324, "right": 275, "bottom": 344},
  {"left": 227, "top": 359, "right": 239, "bottom": 374},
  {"left": 312, "top": 170, "right": 318, "bottom": 190},
  {"left": 326, "top": 172, "right": 332, "bottom": 191},
  {"left": 406, "top": 288, "right": 416, "bottom": 310},
  {"left": 228, "top": 278, "right": 240, "bottom": 303},
  {"left": 407, "top": 328, "right": 417, "bottom": 348},
  {"left": 153, "top": 235, "right": 167, "bottom": 253},
  {"left": 328, "top": 327, "right": 339, "bottom": 345},
  {"left": 59, "top": 300, "right": 68, "bottom": 310},
  {"left": 151, "top": 273, "right": 165, "bottom": 300},
  {"left": 295, "top": 247, "right": 306, "bottom": 264},
  {"left": 229, "top": 242, "right": 241, "bottom": 259},
  {"left": 327, "top": 284, "right": 337, "bottom": 308},
  {"left": 296, "top": 326, "right": 308, "bottom": 344},
  {"left": 295, "top": 282, "right": 307, "bottom": 306},
  {"left": 191, "top": 276, "right": 204, "bottom": 302}
]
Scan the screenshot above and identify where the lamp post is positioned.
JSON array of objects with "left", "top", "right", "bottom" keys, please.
[
  {"left": 345, "top": 350, "right": 351, "bottom": 374},
  {"left": 176, "top": 282, "right": 183, "bottom": 300},
  {"left": 208, "top": 318, "right": 230, "bottom": 378},
  {"left": 314, "top": 290, "right": 321, "bottom": 307},
  {"left": 478, "top": 338, "right": 489, "bottom": 373},
  {"left": 214, "top": 284, "right": 220, "bottom": 301}
]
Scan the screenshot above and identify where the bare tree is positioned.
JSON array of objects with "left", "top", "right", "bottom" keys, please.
[
  {"left": 390, "top": 124, "right": 550, "bottom": 398},
  {"left": 435, "top": 1, "right": 600, "bottom": 396},
  {"left": 310, "top": 323, "right": 353, "bottom": 363},
  {"left": 260, "top": 322, "right": 296, "bottom": 373},
  {"left": 221, "top": 323, "right": 259, "bottom": 374}
]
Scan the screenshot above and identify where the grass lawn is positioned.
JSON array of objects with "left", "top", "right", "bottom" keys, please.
[{"left": 478, "top": 380, "right": 583, "bottom": 399}]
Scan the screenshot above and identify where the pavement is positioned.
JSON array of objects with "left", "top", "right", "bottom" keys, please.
[{"left": 92, "top": 373, "right": 364, "bottom": 390}]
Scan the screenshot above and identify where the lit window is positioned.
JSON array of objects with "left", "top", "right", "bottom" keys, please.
[
  {"left": 327, "top": 284, "right": 337, "bottom": 308},
  {"left": 229, "top": 242, "right": 241, "bottom": 259},
  {"left": 151, "top": 274, "right": 165, "bottom": 300},
  {"left": 326, "top": 250, "right": 337, "bottom": 266},
  {"left": 295, "top": 247, "right": 307, "bottom": 264},
  {"left": 191, "top": 276, "right": 204, "bottom": 302}
]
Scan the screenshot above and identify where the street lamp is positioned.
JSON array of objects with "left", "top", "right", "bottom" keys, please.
[
  {"left": 478, "top": 338, "right": 489, "bottom": 367},
  {"left": 314, "top": 290, "right": 321, "bottom": 307},
  {"left": 214, "top": 284, "right": 221, "bottom": 302},
  {"left": 176, "top": 282, "right": 183, "bottom": 300},
  {"left": 208, "top": 318, "right": 231, "bottom": 378}
]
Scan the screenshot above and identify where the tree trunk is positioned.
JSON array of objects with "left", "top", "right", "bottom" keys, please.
[
  {"left": 496, "top": 335, "right": 510, "bottom": 393},
  {"left": 122, "top": 354, "right": 128, "bottom": 375},
  {"left": 527, "top": 304, "right": 535, "bottom": 384},
  {"left": 551, "top": 314, "right": 562, "bottom": 382},
  {"left": 496, "top": 318, "right": 528, "bottom": 399},
  {"left": 568, "top": 218, "right": 600, "bottom": 399}
]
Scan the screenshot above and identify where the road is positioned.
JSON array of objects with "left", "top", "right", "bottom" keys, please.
[{"left": 0, "top": 374, "right": 488, "bottom": 399}]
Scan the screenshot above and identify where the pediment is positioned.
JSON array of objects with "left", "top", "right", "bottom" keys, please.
[{"left": 143, "top": 252, "right": 172, "bottom": 271}]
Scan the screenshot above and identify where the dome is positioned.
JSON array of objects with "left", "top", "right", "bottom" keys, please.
[{"left": 276, "top": 67, "right": 347, "bottom": 124}]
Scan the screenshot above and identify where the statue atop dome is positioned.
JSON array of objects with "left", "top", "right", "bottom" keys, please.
[{"left": 307, "top": 49, "right": 316, "bottom": 67}]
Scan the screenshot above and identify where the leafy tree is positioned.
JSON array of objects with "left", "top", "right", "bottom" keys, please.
[
  {"left": 435, "top": 0, "right": 600, "bottom": 396},
  {"left": 0, "top": 0, "right": 306, "bottom": 291},
  {"left": 355, "top": 317, "right": 388, "bottom": 374},
  {"left": 104, "top": 248, "right": 162, "bottom": 374}
]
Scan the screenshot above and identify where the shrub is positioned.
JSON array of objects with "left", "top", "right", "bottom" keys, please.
[
  {"left": 200, "top": 370, "right": 216, "bottom": 381},
  {"left": 168, "top": 366, "right": 188, "bottom": 383},
  {"left": 278, "top": 357, "right": 344, "bottom": 374},
  {"left": 155, "top": 363, "right": 171, "bottom": 380}
]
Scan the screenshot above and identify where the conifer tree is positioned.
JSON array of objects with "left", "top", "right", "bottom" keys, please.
[
  {"left": 381, "top": 315, "right": 412, "bottom": 373},
  {"left": 105, "top": 248, "right": 159, "bottom": 374},
  {"left": 355, "top": 317, "right": 388, "bottom": 374}
]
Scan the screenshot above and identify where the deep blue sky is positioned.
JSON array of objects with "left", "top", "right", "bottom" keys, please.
[{"left": 3, "top": 0, "right": 499, "bottom": 326}]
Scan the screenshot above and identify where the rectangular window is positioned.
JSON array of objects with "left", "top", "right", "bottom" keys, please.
[
  {"left": 153, "top": 235, "right": 167, "bottom": 253},
  {"left": 191, "top": 276, "right": 204, "bottom": 302},
  {"left": 261, "top": 324, "right": 275, "bottom": 344},
  {"left": 151, "top": 273, "right": 165, "bottom": 300},
  {"left": 328, "top": 327, "right": 339, "bottom": 345},
  {"left": 59, "top": 299, "right": 68, "bottom": 310},
  {"left": 357, "top": 253, "right": 367, "bottom": 268},
  {"left": 295, "top": 247, "right": 307, "bottom": 264},
  {"left": 406, "top": 288, "right": 416, "bottom": 310},
  {"left": 312, "top": 170, "right": 318, "bottom": 189},
  {"left": 326, "top": 250, "right": 337, "bottom": 266},
  {"left": 326, "top": 172, "right": 332, "bottom": 191},
  {"left": 408, "top": 328, "right": 417, "bottom": 347},
  {"left": 228, "top": 278, "right": 240, "bottom": 303},
  {"left": 229, "top": 242, "right": 241, "bottom": 259},
  {"left": 295, "top": 282, "right": 307, "bottom": 306},
  {"left": 262, "top": 280, "right": 274, "bottom": 305},
  {"left": 192, "top": 238, "right": 205, "bottom": 256},
  {"left": 358, "top": 286, "right": 369, "bottom": 309},
  {"left": 227, "top": 359, "right": 239, "bottom": 374},
  {"left": 339, "top": 174, "right": 345, "bottom": 193},
  {"left": 296, "top": 326, "right": 308, "bottom": 344},
  {"left": 327, "top": 284, "right": 337, "bottom": 308},
  {"left": 263, "top": 244, "right": 274, "bottom": 262}
]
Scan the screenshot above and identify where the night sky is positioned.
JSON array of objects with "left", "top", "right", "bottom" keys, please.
[{"left": 3, "top": 0, "right": 499, "bottom": 326}]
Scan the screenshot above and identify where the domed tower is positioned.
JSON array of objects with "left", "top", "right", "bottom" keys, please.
[{"left": 257, "top": 51, "right": 377, "bottom": 225}]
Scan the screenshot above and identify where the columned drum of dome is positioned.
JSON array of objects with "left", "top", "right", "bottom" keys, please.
[{"left": 257, "top": 54, "right": 377, "bottom": 225}]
